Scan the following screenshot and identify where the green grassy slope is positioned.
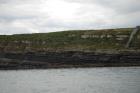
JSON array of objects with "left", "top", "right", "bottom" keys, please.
[{"left": 0, "top": 28, "right": 140, "bottom": 53}]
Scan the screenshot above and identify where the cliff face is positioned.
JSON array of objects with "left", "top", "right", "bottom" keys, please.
[
  {"left": 0, "top": 52, "right": 140, "bottom": 69},
  {"left": 0, "top": 28, "right": 140, "bottom": 69}
]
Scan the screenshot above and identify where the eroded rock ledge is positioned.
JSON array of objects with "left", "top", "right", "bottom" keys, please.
[{"left": 0, "top": 51, "right": 140, "bottom": 70}]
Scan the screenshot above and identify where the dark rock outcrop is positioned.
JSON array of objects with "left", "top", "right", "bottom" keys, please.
[{"left": 0, "top": 51, "right": 140, "bottom": 69}]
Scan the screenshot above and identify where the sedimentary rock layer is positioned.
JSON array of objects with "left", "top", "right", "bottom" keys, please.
[{"left": 0, "top": 51, "right": 140, "bottom": 69}]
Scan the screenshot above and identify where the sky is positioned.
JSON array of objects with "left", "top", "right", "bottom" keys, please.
[{"left": 0, "top": 0, "right": 140, "bottom": 35}]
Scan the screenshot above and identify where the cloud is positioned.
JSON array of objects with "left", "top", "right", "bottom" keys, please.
[
  {"left": 0, "top": 0, "right": 140, "bottom": 34},
  {"left": 66, "top": 0, "right": 140, "bottom": 13}
]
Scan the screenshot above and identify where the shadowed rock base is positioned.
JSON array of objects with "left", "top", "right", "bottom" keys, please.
[{"left": 0, "top": 51, "right": 140, "bottom": 70}]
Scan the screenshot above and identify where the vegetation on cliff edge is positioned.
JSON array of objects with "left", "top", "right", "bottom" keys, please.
[{"left": 0, "top": 28, "right": 140, "bottom": 53}]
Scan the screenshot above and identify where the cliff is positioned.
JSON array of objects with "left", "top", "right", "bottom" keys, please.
[{"left": 0, "top": 28, "right": 140, "bottom": 69}]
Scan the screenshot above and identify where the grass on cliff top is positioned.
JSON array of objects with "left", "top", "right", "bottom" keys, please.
[
  {"left": 0, "top": 28, "right": 139, "bottom": 52},
  {"left": 0, "top": 28, "right": 132, "bottom": 41}
]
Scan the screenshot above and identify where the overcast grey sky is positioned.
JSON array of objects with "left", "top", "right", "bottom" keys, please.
[{"left": 0, "top": 0, "right": 140, "bottom": 34}]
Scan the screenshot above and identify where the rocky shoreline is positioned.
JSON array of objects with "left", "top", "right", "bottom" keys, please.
[{"left": 0, "top": 51, "right": 140, "bottom": 70}]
